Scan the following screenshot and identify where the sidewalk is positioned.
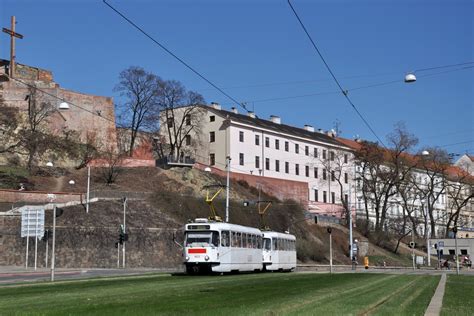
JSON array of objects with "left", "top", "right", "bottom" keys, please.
[{"left": 424, "top": 273, "right": 446, "bottom": 316}]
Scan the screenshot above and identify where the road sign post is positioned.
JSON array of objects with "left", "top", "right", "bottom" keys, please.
[{"left": 21, "top": 209, "right": 45, "bottom": 270}]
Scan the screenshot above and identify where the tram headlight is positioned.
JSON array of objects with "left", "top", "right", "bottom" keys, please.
[
  {"left": 205, "top": 255, "right": 210, "bottom": 261},
  {"left": 185, "top": 256, "right": 190, "bottom": 262}
]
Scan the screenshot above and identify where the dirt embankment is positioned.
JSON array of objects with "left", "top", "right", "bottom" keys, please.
[{"left": 1, "top": 166, "right": 415, "bottom": 268}]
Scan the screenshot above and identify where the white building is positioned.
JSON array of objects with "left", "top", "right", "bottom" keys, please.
[{"left": 161, "top": 103, "right": 355, "bottom": 216}]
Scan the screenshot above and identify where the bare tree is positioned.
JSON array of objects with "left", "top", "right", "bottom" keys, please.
[
  {"left": 445, "top": 168, "right": 474, "bottom": 235},
  {"left": 413, "top": 147, "right": 450, "bottom": 238},
  {"left": 354, "top": 123, "right": 418, "bottom": 241},
  {"left": 11, "top": 86, "right": 57, "bottom": 170},
  {"left": 114, "top": 66, "right": 160, "bottom": 157},
  {"left": 98, "top": 144, "right": 124, "bottom": 185},
  {"left": 0, "top": 92, "right": 21, "bottom": 154},
  {"left": 318, "top": 148, "right": 351, "bottom": 227},
  {"left": 157, "top": 79, "right": 205, "bottom": 160}
]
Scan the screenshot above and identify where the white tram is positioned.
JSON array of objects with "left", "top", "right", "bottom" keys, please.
[
  {"left": 184, "top": 219, "right": 264, "bottom": 273},
  {"left": 262, "top": 231, "right": 297, "bottom": 271}
]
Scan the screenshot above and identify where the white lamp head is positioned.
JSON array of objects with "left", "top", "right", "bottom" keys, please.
[
  {"left": 68, "top": 180, "right": 75, "bottom": 185},
  {"left": 204, "top": 167, "right": 212, "bottom": 172},
  {"left": 59, "top": 102, "right": 70, "bottom": 110},
  {"left": 404, "top": 73, "right": 417, "bottom": 83},
  {"left": 46, "top": 161, "right": 54, "bottom": 167}
]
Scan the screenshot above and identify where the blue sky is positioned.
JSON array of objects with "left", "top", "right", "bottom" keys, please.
[{"left": 1, "top": 0, "right": 473, "bottom": 156}]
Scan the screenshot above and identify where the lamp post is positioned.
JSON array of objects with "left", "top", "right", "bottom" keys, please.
[
  {"left": 225, "top": 156, "right": 231, "bottom": 223},
  {"left": 453, "top": 226, "right": 459, "bottom": 275},
  {"left": 86, "top": 165, "right": 91, "bottom": 213},
  {"left": 46, "top": 161, "right": 57, "bottom": 281},
  {"left": 421, "top": 198, "right": 430, "bottom": 267},
  {"left": 327, "top": 227, "right": 333, "bottom": 274}
]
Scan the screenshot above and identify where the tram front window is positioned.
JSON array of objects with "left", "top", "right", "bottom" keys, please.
[
  {"left": 264, "top": 238, "right": 271, "bottom": 251},
  {"left": 185, "top": 232, "right": 219, "bottom": 247}
]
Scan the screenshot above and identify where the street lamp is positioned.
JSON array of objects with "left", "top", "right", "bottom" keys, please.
[
  {"left": 421, "top": 198, "right": 430, "bottom": 267},
  {"left": 453, "top": 226, "right": 460, "bottom": 275},
  {"left": 47, "top": 161, "right": 57, "bottom": 281},
  {"left": 404, "top": 73, "right": 417, "bottom": 83}
]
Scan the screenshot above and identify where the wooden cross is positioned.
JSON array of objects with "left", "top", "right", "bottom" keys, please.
[{"left": 2, "top": 16, "right": 24, "bottom": 78}]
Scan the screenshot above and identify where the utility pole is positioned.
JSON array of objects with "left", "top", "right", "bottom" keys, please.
[
  {"left": 349, "top": 185, "right": 354, "bottom": 267},
  {"left": 86, "top": 165, "right": 90, "bottom": 213},
  {"left": 225, "top": 156, "right": 231, "bottom": 223},
  {"left": 2, "top": 16, "right": 24, "bottom": 78},
  {"left": 328, "top": 227, "right": 333, "bottom": 274},
  {"left": 453, "top": 226, "right": 459, "bottom": 275},
  {"left": 122, "top": 197, "right": 127, "bottom": 269},
  {"left": 50, "top": 206, "right": 57, "bottom": 282}
]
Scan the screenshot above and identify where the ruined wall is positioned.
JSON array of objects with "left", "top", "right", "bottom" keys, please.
[
  {"left": 0, "top": 60, "right": 117, "bottom": 152},
  {"left": 0, "top": 189, "right": 84, "bottom": 204}
]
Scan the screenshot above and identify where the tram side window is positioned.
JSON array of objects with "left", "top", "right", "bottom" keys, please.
[
  {"left": 257, "top": 236, "right": 262, "bottom": 249},
  {"left": 264, "top": 238, "right": 271, "bottom": 250},
  {"left": 231, "top": 231, "right": 237, "bottom": 247},
  {"left": 211, "top": 231, "right": 220, "bottom": 247},
  {"left": 221, "top": 231, "right": 230, "bottom": 247},
  {"left": 237, "top": 232, "right": 242, "bottom": 248},
  {"left": 242, "top": 233, "right": 247, "bottom": 248},
  {"left": 273, "top": 238, "right": 278, "bottom": 251}
]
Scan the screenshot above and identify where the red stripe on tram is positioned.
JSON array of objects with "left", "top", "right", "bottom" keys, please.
[{"left": 188, "top": 248, "right": 206, "bottom": 254}]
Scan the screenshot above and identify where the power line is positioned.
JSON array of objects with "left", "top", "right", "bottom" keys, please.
[
  {"left": 287, "top": 0, "right": 386, "bottom": 147},
  {"left": 439, "top": 140, "right": 474, "bottom": 148},
  {"left": 102, "top": 0, "right": 251, "bottom": 114},
  {"left": 415, "top": 61, "right": 474, "bottom": 73}
]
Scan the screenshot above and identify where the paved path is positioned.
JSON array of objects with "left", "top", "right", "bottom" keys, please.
[{"left": 424, "top": 273, "right": 447, "bottom": 316}]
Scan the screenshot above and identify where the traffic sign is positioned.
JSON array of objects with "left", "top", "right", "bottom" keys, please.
[{"left": 21, "top": 209, "right": 45, "bottom": 238}]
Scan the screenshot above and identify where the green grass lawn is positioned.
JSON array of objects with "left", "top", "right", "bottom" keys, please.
[
  {"left": 0, "top": 273, "right": 439, "bottom": 315},
  {"left": 441, "top": 274, "right": 474, "bottom": 316}
]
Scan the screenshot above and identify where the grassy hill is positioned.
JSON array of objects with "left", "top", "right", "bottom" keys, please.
[{"left": 0, "top": 165, "right": 424, "bottom": 267}]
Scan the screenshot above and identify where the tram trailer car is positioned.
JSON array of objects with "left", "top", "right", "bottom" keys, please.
[
  {"left": 262, "top": 231, "right": 297, "bottom": 271},
  {"left": 184, "top": 219, "right": 264, "bottom": 274}
]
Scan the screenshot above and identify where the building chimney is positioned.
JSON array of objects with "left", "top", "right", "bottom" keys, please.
[
  {"left": 210, "top": 102, "right": 221, "bottom": 110},
  {"left": 231, "top": 107, "right": 238, "bottom": 114},
  {"left": 270, "top": 115, "right": 281, "bottom": 124},
  {"left": 248, "top": 111, "right": 256, "bottom": 118},
  {"left": 304, "top": 124, "right": 314, "bottom": 132},
  {"left": 317, "top": 128, "right": 325, "bottom": 134}
]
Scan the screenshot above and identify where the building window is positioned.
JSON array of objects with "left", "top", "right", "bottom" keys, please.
[
  {"left": 185, "top": 114, "right": 191, "bottom": 125},
  {"left": 275, "top": 139, "right": 280, "bottom": 150},
  {"left": 305, "top": 146, "right": 309, "bottom": 156},
  {"left": 255, "top": 156, "right": 260, "bottom": 169},
  {"left": 265, "top": 158, "right": 270, "bottom": 170},
  {"left": 265, "top": 137, "right": 270, "bottom": 148},
  {"left": 167, "top": 117, "right": 174, "bottom": 128},
  {"left": 255, "top": 135, "right": 260, "bottom": 146},
  {"left": 285, "top": 162, "right": 289, "bottom": 174},
  {"left": 275, "top": 160, "right": 280, "bottom": 172},
  {"left": 331, "top": 192, "right": 335, "bottom": 204},
  {"left": 323, "top": 150, "right": 327, "bottom": 160},
  {"left": 295, "top": 164, "right": 299, "bottom": 175},
  {"left": 209, "top": 131, "right": 215, "bottom": 143},
  {"left": 314, "top": 148, "right": 318, "bottom": 158},
  {"left": 305, "top": 165, "right": 309, "bottom": 177},
  {"left": 314, "top": 167, "right": 318, "bottom": 178},
  {"left": 331, "top": 171, "right": 335, "bottom": 181},
  {"left": 209, "top": 115, "right": 215, "bottom": 122},
  {"left": 323, "top": 169, "right": 327, "bottom": 180},
  {"left": 323, "top": 191, "right": 327, "bottom": 203},
  {"left": 239, "top": 153, "right": 244, "bottom": 166},
  {"left": 314, "top": 189, "right": 318, "bottom": 202},
  {"left": 285, "top": 141, "right": 289, "bottom": 152},
  {"left": 210, "top": 153, "right": 215, "bottom": 166},
  {"left": 344, "top": 154, "right": 348, "bottom": 164},
  {"left": 344, "top": 173, "right": 348, "bottom": 184},
  {"left": 295, "top": 144, "right": 299, "bottom": 154},
  {"left": 239, "top": 131, "right": 244, "bottom": 142},
  {"left": 330, "top": 151, "right": 335, "bottom": 161},
  {"left": 185, "top": 135, "right": 191, "bottom": 146}
]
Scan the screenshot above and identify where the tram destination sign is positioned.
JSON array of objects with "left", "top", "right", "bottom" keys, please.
[{"left": 188, "top": 225, "right": 210, "bottom": 230}]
